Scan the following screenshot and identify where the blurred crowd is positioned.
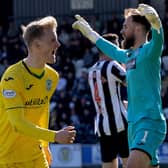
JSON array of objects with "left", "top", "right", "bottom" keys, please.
[{"left": 0, "top": 14, "right": 168, "bottom": 143}]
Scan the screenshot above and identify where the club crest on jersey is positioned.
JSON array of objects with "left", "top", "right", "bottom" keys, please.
[
  {"left": 3, "top": 90, "right": 16, "bottom": 98},
  {"left": 46, "top": 79, "right": 52, "bottom": 91}
]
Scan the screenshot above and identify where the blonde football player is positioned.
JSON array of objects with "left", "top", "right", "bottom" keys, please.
[{"left": 0, "top": 16, "right": 76, "bottom": 168}]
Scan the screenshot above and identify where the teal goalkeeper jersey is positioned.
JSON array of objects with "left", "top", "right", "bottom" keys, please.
[{"left": 96, "top": 28, "right": 165, "bottom": 123}]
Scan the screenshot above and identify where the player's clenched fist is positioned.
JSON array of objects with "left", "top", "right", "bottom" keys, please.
[{"left": 54, "top": 126, "right": 76, "bottom": 144}]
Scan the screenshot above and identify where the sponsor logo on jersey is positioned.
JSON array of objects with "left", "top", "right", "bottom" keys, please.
[
  {"left": 3, "top": 90, "right": 16, "bottom": 98},
  {"left": 46, "top": 79, "right": 52, "bottom": 91},
  {"left": 25, "top": 96, "right": 48, "bottom": 106},
  {"left": 4, "top": 77, "right": 14, "bottom": 81}
]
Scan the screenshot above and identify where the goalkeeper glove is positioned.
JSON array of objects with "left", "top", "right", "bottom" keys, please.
[
  {"left": 137, "top": 4, "right": 161, "bottom": 33},
  {"left": 72, "top": 15, "right": 100, "bottom": 43}
]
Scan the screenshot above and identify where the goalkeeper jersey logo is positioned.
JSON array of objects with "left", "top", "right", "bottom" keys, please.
[{"left": 126, "top": 58, "right": 136, "bottom": 70}]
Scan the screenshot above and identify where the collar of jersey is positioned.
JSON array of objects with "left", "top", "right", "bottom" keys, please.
[
  {"left": 127, "top": 44, "right": 143, "bottom": 57},
  {"left": 22, "top": 60, "right": 45, "bottom": 79}
]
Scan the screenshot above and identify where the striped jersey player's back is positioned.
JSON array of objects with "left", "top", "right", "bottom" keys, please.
[{"left": 88, "top": 60, "right": 127, "bottom": 136}]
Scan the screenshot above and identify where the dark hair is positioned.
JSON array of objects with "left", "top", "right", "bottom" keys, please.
[
  {"left": 102, "top": 33, "right": 119, "bottom": 45},
  {"left": 98, "top": 33, "right": 119, "bottom": 56},
  {"left": 132, "top": 15, "right": 151, "bottom": 33},
  {"left": 124, "top": 8, "right": 151, "bottom": 33}
]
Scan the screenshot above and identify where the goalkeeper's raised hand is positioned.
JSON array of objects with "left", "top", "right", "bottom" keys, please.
[
  {"left": 137, "top": 4, "right": 161, "bottom": 33},
  {"left": 72, "top": 15, "right": 100, "bottom": 43}
]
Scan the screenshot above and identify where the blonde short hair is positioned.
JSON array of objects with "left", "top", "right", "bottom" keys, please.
[{"left": 22, "top": 16, "right": 57, "bottom": 47}]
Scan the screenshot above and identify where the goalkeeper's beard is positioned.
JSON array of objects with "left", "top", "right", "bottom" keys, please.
[{"left": 122, "top": 36, "right": 135, "bottom": 49}]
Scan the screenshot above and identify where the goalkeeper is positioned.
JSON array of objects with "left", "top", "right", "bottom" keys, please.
[{"left": 72, "top": 4, "right": 166, "bottom": 168}]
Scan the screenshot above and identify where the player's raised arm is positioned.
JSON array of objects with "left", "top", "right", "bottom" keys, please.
[
  {"left": 137, "top": 3, "right": 161, "bottom": 33},
  {"left": 72, "top": 15, "right": 127, "bottom": 63},
  {"left": 72, "top": 14, "right": 100, "bottom": 44},
  {"left": 137, "top": 4, "right": 164, "bottom": 59}
]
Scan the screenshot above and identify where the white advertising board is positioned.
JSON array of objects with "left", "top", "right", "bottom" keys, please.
[{"left": 50, "top": 144, "right": 82, "bottom": 167}]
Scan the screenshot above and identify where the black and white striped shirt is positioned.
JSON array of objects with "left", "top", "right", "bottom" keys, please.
[{"left": 88, "top": 60, "right": 127, "bottom": 136}]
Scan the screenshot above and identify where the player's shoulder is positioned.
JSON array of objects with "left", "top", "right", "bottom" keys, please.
[
  {"left": 110, "top": 60, "right": 122, "bottom": 67},
  {"left": 1, "top": 61, "right": 22, "bottom": 80},
  {"left": 109, "top": 60, "right": 126, "bottom": 73},
  {"left": 45, "top": 64, "right": 59, "bottom": 78}
]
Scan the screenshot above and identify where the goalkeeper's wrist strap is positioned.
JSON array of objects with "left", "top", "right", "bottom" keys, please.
[{"left": 88, "top": 31, "right": 101, "bottom": 43}]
